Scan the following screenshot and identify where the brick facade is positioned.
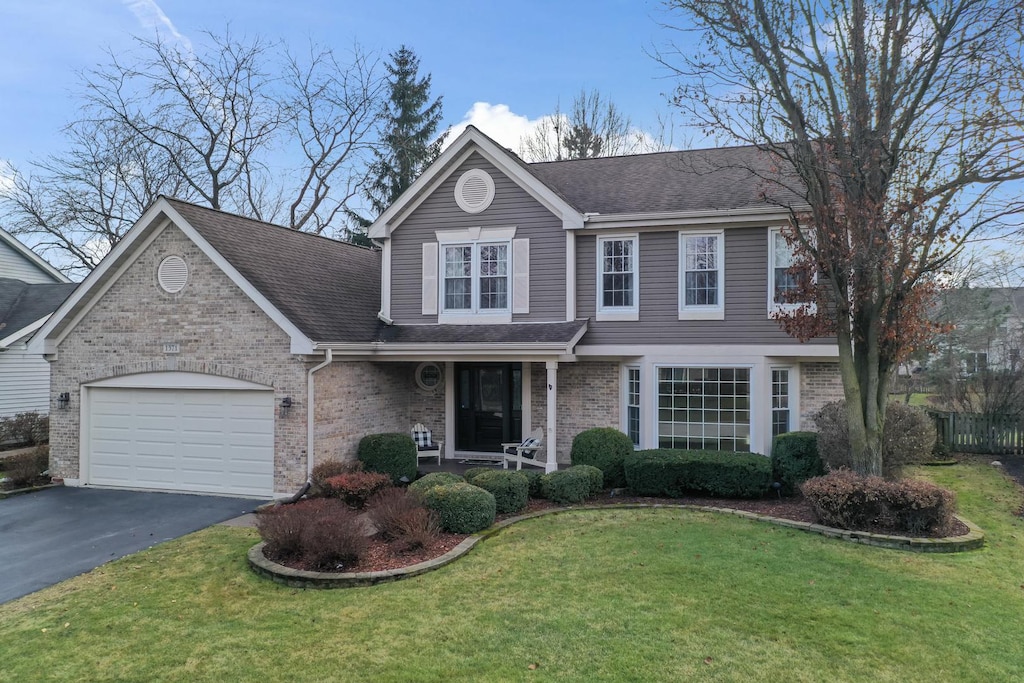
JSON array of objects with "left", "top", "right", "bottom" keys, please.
[
  {"left": 50, "top": 224, "right": 310, "bottom": 493},
  {"left": 799, "top": 361, "right": 844, "bottom": 429},
  {"left": 531, "top": 361, "right": 621, "bottom": 463}
]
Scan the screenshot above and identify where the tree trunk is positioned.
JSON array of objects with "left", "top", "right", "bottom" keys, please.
[{"left": 836, "top": 323, "right": 885, "bottom": 476}]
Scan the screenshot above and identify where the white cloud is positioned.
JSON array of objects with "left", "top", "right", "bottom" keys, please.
[
  {"left": 445, "top": 102, "right": 547, "bottom": 154},
  {"left": 121, "top": 0, "right": 191, "bottom": 50},
  {"left": 0, "top": 160, "right": 17, "bottom": 197}
]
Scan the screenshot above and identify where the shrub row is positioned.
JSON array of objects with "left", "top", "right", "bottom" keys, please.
[
  {"left": 771, "top": 431, "right": 823, "bottom": 495},
  {"left": 419, "top": 482, "right": 496, "bottom": 534},
  {"left": 570, "top": 427, "right": 632, "bottom": 488},
  {"left": 357, "top": 433, "right": 417, "bottom": 484},
  {"left": 540, "top": 465, "right": 602, "bottom": 504},
  {"left": 624, "top": 449, "right": 771, "bottom": 499},
  {"left": 801, "top": 470, "right": 957, "bottom": 535},
  {"left": 466, "top": 470, "right": 529, "bottom": 514}
]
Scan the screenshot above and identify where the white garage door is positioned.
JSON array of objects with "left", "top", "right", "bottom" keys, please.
[{"left": 87, "top": 387, "right": 274, "bottom": 497}]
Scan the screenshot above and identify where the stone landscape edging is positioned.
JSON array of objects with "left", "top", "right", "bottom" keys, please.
[
  {"left": 247, "top": 504, "right": 985, "bottom": 589},
  {"left": 0, "top": 482, "right": 61, "bottom": 500}
]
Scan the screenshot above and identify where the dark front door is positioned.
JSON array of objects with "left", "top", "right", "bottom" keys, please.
[{"left": 455, "top": 363, "right": 522, "bottom": 452}]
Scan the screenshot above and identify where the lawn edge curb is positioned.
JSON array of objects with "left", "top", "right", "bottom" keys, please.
[
  {"left": 248, "top": 504, "right": 984, "bottom": 589},
  {"left": 0, "top": 483, "right": 60, "bottom": 500}
]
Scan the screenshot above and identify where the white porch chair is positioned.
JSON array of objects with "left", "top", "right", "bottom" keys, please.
[
  {"left": 412, "top": 423, "right": 443, "bottom": 465},
  {"left": 501, "top": 428, "right": 545, "bottom": 470}
]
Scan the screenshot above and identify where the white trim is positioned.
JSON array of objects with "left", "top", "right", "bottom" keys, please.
[
  {"left": 622, "top": 364, "right": 641, "bottom": 448},
  {"left": 581, "top": 205, "right": 806, "bottom": 230},
  {"left": 769, "top": 363, "right": 797, "bottom": 437},
  {"left": 84, "top": 372, "right": 272, "bottom": 390},
  {"left": 767, "top": 227, "right": 816, "bottom": 315},
  {"left": 565, "top": 231, "right": 576, "bottom": 321},
  {"left": 454, "top": 168, "right": 496, "bottom": 214},
  {"left": 0, "top": 314, "right": 51, "bottom": 348},
  {"left": 0, "top": 226, "right": 71, "bottom": 283},
  {"left": 368, "top": 127, "right": 585, "bottom": 239},
  {"left": 380, "top": 240, "right": 392, "bottom": 320},
  {"left": 29, "top": 198, "right": 316, "bottom": 357},
  {"left": 595, "top": 234, "right": 639, "bottom": 322},
  {"left": 435, "top": 226, "right": 517, "bottom": 243},
  {"left": 575, "top": 343, "right": 838, "bottom": 358},
  {"left": 545, "top": 361, "right": 558, "bottom": 472},
  {"left": 437, "top": 312, "right": 512, "bottom": 325},
  {"left": 679, "top": 230, "right": 725, "bottom": 321},
  {"left": 438, "top": 240, "right": 512, "bottom": 320}
]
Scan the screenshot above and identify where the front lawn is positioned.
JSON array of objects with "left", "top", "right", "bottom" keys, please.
[{"left": 2, "top": 462, "right": 1023, "bottom": 682}]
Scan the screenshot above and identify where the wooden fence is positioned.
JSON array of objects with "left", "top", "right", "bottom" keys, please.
[{"left": 929, "top": 411, "right": 1024, "bottom": 455}]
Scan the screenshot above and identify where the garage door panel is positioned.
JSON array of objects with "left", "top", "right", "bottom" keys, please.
[{"left": 88, "top": 387, "right": 274, "bottom": 496}]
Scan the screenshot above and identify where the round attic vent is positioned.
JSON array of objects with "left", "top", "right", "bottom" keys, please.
[
  {"left": 158, "top": 255, "right": 189, "bottom": 293},
  {"left": 454, "top": 168, "right": 495, "bottom": 214}
]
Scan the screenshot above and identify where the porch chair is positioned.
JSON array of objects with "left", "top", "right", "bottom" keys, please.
[
  {"left": 412, "top": 423, "right": 443, "bottom": 465},
  {"left": 501, "top": 428, "right": 545, "bottom": 470}
]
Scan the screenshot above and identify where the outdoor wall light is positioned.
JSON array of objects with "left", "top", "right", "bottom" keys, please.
[
  {"left": 280, "top": 396, "right": 293, "bottom": 418},
  {"left": 57, "top": 392, "right": 70, "bottom": 410}
]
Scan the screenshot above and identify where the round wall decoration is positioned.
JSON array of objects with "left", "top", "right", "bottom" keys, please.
[
  {"left": 157, "top": 255, "right": 189, "bottom": 293},
  {"left": 414, "top": 362, "right": 444, "bottom": 392},
  {"left": 454, "top": 168, "right": 495, "bottom": 214}
]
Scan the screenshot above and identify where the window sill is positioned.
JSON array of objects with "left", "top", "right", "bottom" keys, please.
[
  {"left": 768, "top": 303, "right": 817, "bottom": 316},
  {"left": 596, "top": 310, "right": 639, "bottom": 322},
  {"left": 678, "top": 309, "right": 725, "bottom": 321},
  {"left": 437, "top": 312, "right": 512, "bottom": 325}
]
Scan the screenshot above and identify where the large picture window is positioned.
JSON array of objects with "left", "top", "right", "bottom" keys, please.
[
  {"left": 443, "top": 242, "right": 508, "bottom": 313},
  {"left": 679, "top": 232, "right": 724, "bottom": 319},
  {"left": 598, "top": 236, "right": 638, "bottom": 317},
  {"left": 657, "top": 367, "right": 750, "bottom": 452}
]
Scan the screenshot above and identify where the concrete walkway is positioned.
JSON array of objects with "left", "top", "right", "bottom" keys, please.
[{"left": 0, "top": 487, "right": 260, "bottom": 604}]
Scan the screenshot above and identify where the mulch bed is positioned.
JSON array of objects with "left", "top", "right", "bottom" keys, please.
[{"left": 264, "top": 491, "right": 968, "bottom": 575}]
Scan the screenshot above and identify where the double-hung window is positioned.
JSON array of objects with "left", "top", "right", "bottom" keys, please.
[
  {"left": 597, "top": 236, "right": 638, "bottom": 321},
  {"left": 679, "top": 231, "right": 724, "bottom": 319},
  {"left": 769, "top": 228, "right": 812, "bottom": 312},
  {"left": 443, "top": 242, "right": 509, "bottom": 314}
]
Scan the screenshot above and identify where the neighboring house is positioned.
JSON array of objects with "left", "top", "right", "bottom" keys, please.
[
  {"left": 0, "top": 228, "right": 76, "bottom": 417},
  {"left": 929, "top": 287, "right": 1024, "bottom": 374},
  {"left": 31, "top": 126, "right": 841, "bottom": 498}
]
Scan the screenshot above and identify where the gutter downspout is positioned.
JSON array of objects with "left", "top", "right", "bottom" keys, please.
[{"left": 306, "top": 348, "right": 333, "bottom": 480}]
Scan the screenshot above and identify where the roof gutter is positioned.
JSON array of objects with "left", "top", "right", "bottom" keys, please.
[
  {"left": 305, "top": 348, "right": 333, "bottom": 479},
  {"left": 313, "top": 341, "right": 578, "bottom": 356},
  {"left": 580, "top": 205, "right": 810, "bottom": 229}
]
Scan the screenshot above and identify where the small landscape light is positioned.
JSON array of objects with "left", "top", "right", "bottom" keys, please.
[{"left": 771, "top": 481, "right": 782, "bottom": 499}]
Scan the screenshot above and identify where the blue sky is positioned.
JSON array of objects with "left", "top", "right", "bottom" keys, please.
[{"left": 0, "top": 0, "right": 688, "bottom": 176}]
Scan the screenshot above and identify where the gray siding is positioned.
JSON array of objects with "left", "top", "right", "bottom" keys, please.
[
  {"left": 577, "top": 228, "right": 831, "bottom": 345},
  {"left": 0, "top": 342, "right": 50, "bottom": 417},
  {"left": 0, "top": 239, "right": 59, "bottom": 284},
  {"left": 390, "top": 152, "right": 566, "bottom": 323}
]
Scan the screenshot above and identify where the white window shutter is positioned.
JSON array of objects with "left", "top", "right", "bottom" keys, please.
[
  {"left": 512, "top": 238, "right": 530, "bottom": 314},
  {"left": 422, "top": 242, "right": 438, "bottom": 315}
]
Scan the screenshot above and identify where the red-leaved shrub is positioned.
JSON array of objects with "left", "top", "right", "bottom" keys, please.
[
  {"left": 310, "top": 458, "right": 362, "bottom": 496},
  {"left": 801, "top": 470, "right": 956, "bottom": 535},
  {"left": 257, "top": 498, "right": 368, "bottom": 570},
  {"left": 367, "top": 487, "right": 439, "bottom": 550},
  {"left": 322, "top": 471, "right": 392, "bottom": 508}
]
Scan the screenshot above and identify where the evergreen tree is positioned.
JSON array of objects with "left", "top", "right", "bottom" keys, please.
[{"left": 350, "top": 46, "right": 445, "bottom": 235}]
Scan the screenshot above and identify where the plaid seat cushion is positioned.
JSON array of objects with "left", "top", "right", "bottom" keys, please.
[
  {"left": 413, "top": 429, "right": 434, "bottom": 450},
  {"left": 506, "top": 436, "right": 541, "bottom": 457}
]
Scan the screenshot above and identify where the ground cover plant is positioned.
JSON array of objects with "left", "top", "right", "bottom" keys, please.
[{"left": 2, "top": 460, "right": 1023, "bottom": 681}]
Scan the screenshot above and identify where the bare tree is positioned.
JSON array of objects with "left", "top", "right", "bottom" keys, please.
[
  {"left": 658, "top": 0, "right": 1024, "bottom": 475},
  {"left": 520, "top": 89, "right": 663, "bottom": 162},
  {"left": 0, "top": 29, "right": 384, "bottom": 274}
]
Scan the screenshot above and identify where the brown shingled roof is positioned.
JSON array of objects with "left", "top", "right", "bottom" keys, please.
[
  {"left": 166, "top": 199, "right": 382, "bottom": 344},
  {"left": 527, "top": 145, "right": 804, "bottom": 215}
]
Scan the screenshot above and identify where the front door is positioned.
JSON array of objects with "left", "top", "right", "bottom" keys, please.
[{"left": 455, "top": 363, "right": 522, "bottom": 452}]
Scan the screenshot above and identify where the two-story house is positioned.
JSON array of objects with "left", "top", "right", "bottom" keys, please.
[
  {"left": 32, "top": 126, "right": 841, "bottom": 498},
  {"left": 0, "top": 227, "right": 76, "bottom": 418}
]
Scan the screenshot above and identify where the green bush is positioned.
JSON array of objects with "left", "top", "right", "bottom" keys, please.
[
  {"left": 540, "top": 468, "right": 593, "bottom": 505},
  {"left": 771, "top": 432, "right": 823, "bottom": 495},
  {"left": 469, "top": 470, "right": 529, "bottom": 514},
  {"left": 408, "top": 471, "right": 463, "bottom": 496},
  {"left": 813, "top": 401, "right": 936, "bottom": 477},
  {"left": 572, "top": 464, "right": 605, "bottom": 497},
  {"left": 357, "top": 433, "right": 417, "bottom": 484},
  {"left": 522, "top": 470, "right": 545, "bottom": 498},
  {"left": 623, "top": 449, "right": 771, "bottom": 499},
  {"left": 462, "top": 467, "right": 496, "bottom": 486},
  {"left": 421, "top": 482, "right": 496, "bottom": 533},
  {"left": 570, "top": 427, "right": 632, "bottom": 488}
]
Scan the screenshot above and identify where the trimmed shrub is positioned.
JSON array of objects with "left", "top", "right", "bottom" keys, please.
[
  {"left": 321, "top": 471, "right": 392, "bottom": 508},
  {"left": 462, "top": 467, "right": 496, "bottom": 486},
  {"left": 366, "top": 488, "right": 439, "bottom": 550},
  {"left": 813, "top": 401, "right": 936, "bottom": 476},
  {"left": 540, "top": 468, "right": 593, "bottom": 505},
  {"left": 801, "top": 470, "right": 956, "bottom": 535},
  {"left": 570, "top": 427, "right": 633, "bottom": 488},
  {"left": 357, "top": 433, "right": 417, "bottom": 484},
  {"left": 0, "top": 412, "right": 49, "bottom": 446},
  {"left": 469, "top": 470, "right": 529, "bottom": 514},
  {"left": 623, "top": 449, "right": 771, "bottom": 499},
  {"left": 573, "top": 464, "right": 605, "bottom": 497},
  {"left": 522, "top": 470, "right": 545, "bottom": 499},
  {"left": 421, "top": 482, "right": 496, "bottom": 534},
  {"left": 2, "top": 446, "right": 49, "bottom": 488},
  {"left": 257, "top": 499, "right": 369, "bottom": 570},
  {"left": 310, "top": 458, "right": 361, "bottom": 497},
  {"left": 408, "top": 471, "right": 463, "bottom": 496},
  {"left": 771, "top": 432, "right": 823, "bottom": 495}
]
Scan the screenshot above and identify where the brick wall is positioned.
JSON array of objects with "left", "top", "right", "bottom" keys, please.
[
  {"left": 531, "top": 361, "right": 621, "bottom": 463},
  {"left": 50, "top": 224, "right": 310, "bottom": 493},
  {"left": 800, "top": 361, "right": 844, "bottom": 428}
]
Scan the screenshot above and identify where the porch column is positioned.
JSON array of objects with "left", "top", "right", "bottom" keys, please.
[{"left": 545, "top": 360, "right": 558, "bottom": 473}]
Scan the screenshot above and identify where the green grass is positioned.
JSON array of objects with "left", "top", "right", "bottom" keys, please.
[{"left": 2, "top": 463, "right": 1024, "bottom": 682}]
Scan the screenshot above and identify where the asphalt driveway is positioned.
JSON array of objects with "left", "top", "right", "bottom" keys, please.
[{"left": 0, "top": 487, "right": 260, "bottom": 604}]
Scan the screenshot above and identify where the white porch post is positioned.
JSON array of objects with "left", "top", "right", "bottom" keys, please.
[{"left": 545, "top": 360, "right": 558, "bottom": 472}]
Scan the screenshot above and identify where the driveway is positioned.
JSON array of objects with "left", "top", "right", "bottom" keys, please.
[{"left": 0, "top": 487, "right": 260, "bottom": 604}]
